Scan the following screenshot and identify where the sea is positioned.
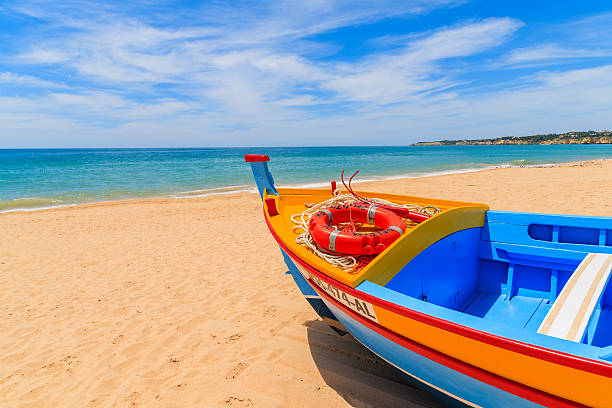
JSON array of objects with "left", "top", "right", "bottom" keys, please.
[{"left": 1, "top": 145, "right": 612, "bottom": 212}]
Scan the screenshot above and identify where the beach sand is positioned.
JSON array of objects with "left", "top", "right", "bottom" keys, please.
[{"left": 1, "top": 159, "right": 611, "bottom": 408}]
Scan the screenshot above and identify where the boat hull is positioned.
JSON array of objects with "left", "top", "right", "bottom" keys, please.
[
  {"left": 282, "top": 244, "right": 604, "bottom": 407},
  {"left": 271, "top": 212, "right": 610, "bottom": 408},
  {"left": 291, "top": 252, "right": 549, "bottom": 407},
  {"left": 273, "top": 220, "right": 608, "bottom": 408},
  {"left": 322, "top": 291, "right": 544, "bottom": 408}
]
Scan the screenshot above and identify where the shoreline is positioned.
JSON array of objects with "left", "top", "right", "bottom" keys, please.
[{"left": 2, "top": 158, "right": 610, "bottom": 215}]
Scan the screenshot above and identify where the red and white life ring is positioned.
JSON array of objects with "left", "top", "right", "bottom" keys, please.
[{"left": 308, "top": 202, "right": 406, "bottom": 256}]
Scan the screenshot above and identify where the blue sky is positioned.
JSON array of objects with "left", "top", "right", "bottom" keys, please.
[{"left": 1, "top": 1, "right": 611, "bottom": 147}]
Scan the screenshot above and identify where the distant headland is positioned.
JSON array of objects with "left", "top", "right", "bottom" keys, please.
[{"left": 412, "top": 130, "right": 612, "bottom": 146}]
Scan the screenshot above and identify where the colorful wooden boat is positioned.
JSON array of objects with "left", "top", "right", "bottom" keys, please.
[{"left": 245, "top": 154, "right": 612, "bottom": 408}]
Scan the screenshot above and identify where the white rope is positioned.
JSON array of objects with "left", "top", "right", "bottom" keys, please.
[{"left": 291, "top": 192, "right": 441, "bottom": 271}]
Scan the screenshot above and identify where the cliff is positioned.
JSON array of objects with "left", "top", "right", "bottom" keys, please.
[{"left": 412, "top": 130, "right": 612, "bottom": 146}]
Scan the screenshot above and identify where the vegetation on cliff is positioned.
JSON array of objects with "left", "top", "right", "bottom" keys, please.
[{"left": 412, "top": 130, "right": 612, "bottom": 146}]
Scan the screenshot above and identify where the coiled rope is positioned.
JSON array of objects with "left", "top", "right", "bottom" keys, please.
[{"left": 291, "top": 191, "right": 441, "bottom": 272}]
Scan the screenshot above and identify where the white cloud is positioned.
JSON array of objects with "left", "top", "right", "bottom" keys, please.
[
  {"left": 2, "top": 2, "right": 612, "bottom": 147},
  {"left": 17, "top": 49, "right": 71, "bottom": 64},
  {"left": 0, "top": 90, "right": 199, "bottom": 126},
  {"left": 495, "top": 12, "right": 612, "bottom": 69},
  {"left": 406, "top": 18, "right": 523, "bottom": 62},
  {"left": 323, "top": 18, "right": 522, "bottom": 104},
  {"left": 0, "top": 72, "right": 68, "bottom": 88},
  {"left": 501, "top": 45, "right": 611, "bottom": 66}
]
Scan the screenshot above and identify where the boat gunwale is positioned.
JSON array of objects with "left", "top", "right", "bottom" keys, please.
[{"left": 262, "top": 204, "right": 612, "bottom": 377}]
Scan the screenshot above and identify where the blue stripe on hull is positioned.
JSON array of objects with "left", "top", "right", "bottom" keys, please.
[
  {"left": 304, "top": 297, "right": 337, "bottom": 321},
  {"left": 280, "top": 249, "right": 318, "bottom": 295},
  {"left": 322, "top": 298, "right": 546, "bottom": 408},
  {"left": 280, "top": 248, "right": 342, "bottom": 324}
]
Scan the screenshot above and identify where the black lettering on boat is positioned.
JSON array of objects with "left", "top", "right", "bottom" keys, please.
[
  {"left": 354, "top": 298, "right": 366, "bottom": 314},
  {"left": 308, "top": 273, "right": 378, "bottom": 323},
  {"left": 336, "top": 287, "right": 377, "bottom": 321},
  {"left": 363, "top": 302, "right": 377, "bottom": 319}
]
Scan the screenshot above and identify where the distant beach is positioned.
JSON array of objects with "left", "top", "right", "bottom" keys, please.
[{"left": 2, "top": 145, "right": 612, "bottom": 212}]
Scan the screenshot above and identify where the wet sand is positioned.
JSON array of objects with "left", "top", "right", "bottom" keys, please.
[{"left": 1, "top": 159, "right": 610, "bottom": 407}]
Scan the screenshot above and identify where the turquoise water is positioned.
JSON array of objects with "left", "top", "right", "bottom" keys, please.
[{"left": 1, "top": 145, "right": 611, "bottom": 211}]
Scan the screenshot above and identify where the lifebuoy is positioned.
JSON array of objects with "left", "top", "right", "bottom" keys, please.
[{"left": 308, "top": 202, "right": 406, "bottom": 256}]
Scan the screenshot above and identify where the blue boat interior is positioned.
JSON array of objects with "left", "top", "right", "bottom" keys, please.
[{"left": 384, "top": 211, "right": 612, "bottom": 349}]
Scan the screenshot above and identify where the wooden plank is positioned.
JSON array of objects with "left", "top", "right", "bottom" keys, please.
[{"left": 538, "top": 253, "right": 612, "bottom": 342}]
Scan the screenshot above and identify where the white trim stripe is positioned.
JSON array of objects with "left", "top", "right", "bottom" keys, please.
[{"left": 538, "top": 253, "right": 612, "bottom": 342}]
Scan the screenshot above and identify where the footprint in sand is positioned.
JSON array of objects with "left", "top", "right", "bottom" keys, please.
[
  {"left": 263, "top": 305, "right": 278, "bottom": 316},
  {"left": 41, "top": 355, "right": 79, "bottom": 372},
  {"left": 124, "top": 391, "right": 140, "bottom": 407},
  {"left": 225, "top": 362, "right": 248, "bottom": 380},
  {"left": 224, "top": 396, "right": 253, "bottom": 407},
  {"left": 224, "top": 333, "right": 243, "bottom": 344},
  {"left": 112, "top": 334, "right": 125, "bottom": 345}
]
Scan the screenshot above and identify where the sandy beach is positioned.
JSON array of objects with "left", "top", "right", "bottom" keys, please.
[{"left": 1, "top": 159, "right": 611, "bottom": 408}]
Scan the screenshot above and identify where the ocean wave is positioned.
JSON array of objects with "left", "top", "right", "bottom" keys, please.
[
  {"left": 0, "top": 197, "right": 66, "bottom": 212},
  {"left": 1, "top": 155, "right": 607, "bottom": 213},
  {"left": 169, "top": 185, "right": 257, "bottom": 198}
]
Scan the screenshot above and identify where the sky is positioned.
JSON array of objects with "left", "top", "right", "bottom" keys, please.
[{"left": 1, "top": 1, "right": 612, "bottom": 147}]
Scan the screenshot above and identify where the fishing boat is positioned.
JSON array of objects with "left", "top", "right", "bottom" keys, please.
[{"left": 245, "top": 154, "right": 612, "bottom": 408}]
